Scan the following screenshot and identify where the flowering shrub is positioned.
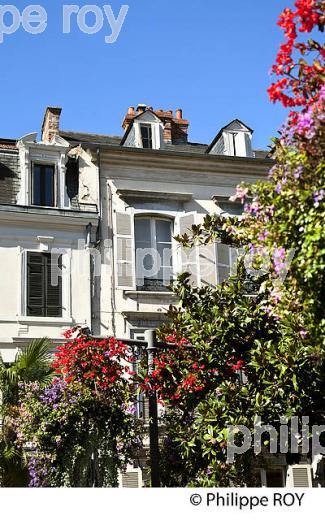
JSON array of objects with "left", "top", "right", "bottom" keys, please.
[
  {"left": 53, "top": 329, "right": 135, "bottom": 390},
  {"left": 268, "top": 0, "right": 324, "bottom": 109},
  {"left": 15, "top": 330, "right": 142, "bottom": 487}
]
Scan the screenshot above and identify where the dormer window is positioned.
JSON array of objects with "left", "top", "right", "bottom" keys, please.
[
  {"left": 32, "top": 164, "right": 55, "bottom": 207},
  {"left": 207, "top": 119, "right": 254, "bottom": 157},
  {"left": 140, "top": 125, "right": 153, "bottom": 149},
  {"left": 17, "top": 132, "right": 71, "bottom": 209}
]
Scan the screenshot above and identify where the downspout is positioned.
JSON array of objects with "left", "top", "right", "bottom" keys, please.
[
  {"left": 89, "top": 148, "right": 102, "bottom": 334},
  {"left": 107, "top": 180, "right": 117, "bottom": 336},
  {"left": 97, "top": 147, "right": 102, "bottom": 236}
]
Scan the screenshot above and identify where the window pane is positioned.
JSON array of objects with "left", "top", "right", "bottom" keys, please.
[
  {"left": 217, "top": 243, "right": 230, "bottom": 266},
  {"left": 156, "top": 219, "right": 172, "bottom": 243},
  {"left": 33, "top": 164, "right": 55, "bottom": 207},
  {"left": 140, "top": 125, "right": 152, "bottom": 149},
  {"left": 218, "top": 266, "right": 230, "bottom": 284},
  {"left": 44, "top": 166, "right": 54, "bottom": 206},
  {"left": 33, "top": 165, "right": 41, "bottom": 206},
  {"left": 135, "top": 218, "right": 151, "bottom": 246},
  {"left": 157, "top": 267, "right": 173, "bottom": 285},
  {"left": 157, "top": 243, "right": 172, "bottom": 267}
]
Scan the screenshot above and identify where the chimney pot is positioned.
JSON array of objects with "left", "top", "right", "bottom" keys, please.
[
  {"left": 128, "top": 106, "right": 135, "bottom": 116},
  {"left": 176, "top": 108, "right": 183, "bottom": 120},
  {"left": 137, "top": 104, "right": 147, "bottom": 113}
]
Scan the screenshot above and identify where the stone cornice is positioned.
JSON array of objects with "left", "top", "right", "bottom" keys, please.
[
  {"left": 98, "top": 145, "right": 273, "bottom": 178},
  {"left": 0, "top": 204, "right": 99, "bottom": 228}
]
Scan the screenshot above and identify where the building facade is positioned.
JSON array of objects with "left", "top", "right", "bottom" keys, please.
[
  {"left": 0, "top": 109, "right": 99, "bottom": 362},
  {"left": 3, "top": 104, "right": 318, "bottom": 488},
  {"left": 57, "top": 105, "right": 272, "bottom": 343}
]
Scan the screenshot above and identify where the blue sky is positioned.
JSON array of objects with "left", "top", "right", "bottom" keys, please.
[{"left": 0, "top": 0, "right": 290, "bottom": 149}]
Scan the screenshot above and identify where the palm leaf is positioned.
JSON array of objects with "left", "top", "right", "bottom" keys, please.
[{"left": 15, "top": 338, "right": 53, "bottom": 372}]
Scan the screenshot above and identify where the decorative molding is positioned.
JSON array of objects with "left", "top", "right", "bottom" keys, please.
[
  {"left": 37, "top": 236, "right": 55, "bottom": 251},
  {"left": 117, "top": 189, "right": 192, "bottom": 202}
]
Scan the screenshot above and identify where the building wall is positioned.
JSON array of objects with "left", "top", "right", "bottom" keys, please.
[
  {"left": 0, "top": 136, "right": 100, "bottom": 362},
  {"left": 0, "top": 214, "right": 97, "bottom": 362},
  {"left": 95, "top": 148, "right": 272, "bottom": 339}
]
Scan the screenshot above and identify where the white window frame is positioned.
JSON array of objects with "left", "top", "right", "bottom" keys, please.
[
  {"left": 134, "top": 215, "right": 174, "bottom": 291},
  {"left": 31, "top": 161, "right": 57, "bottom": 208},
  {"left": 19, "top": 247, "right": 71, "bottom": 321},
  {"left": 134, "top": 121, "right": 162, "bottom": 150},
  {"left": 17, "top": 140, "right": 70, "bottom": 208}
]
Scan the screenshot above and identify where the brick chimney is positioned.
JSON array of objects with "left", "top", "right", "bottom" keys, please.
[
  {"left": 121, "top": 105, "right": 189, "bottom": 144},
  {"left": 41, "top": 106, "right": 62, "bottom": 142}
]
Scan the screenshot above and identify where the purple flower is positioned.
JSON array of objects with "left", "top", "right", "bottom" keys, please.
[
  {"left": 313, "top": 189, "right": 324, "bottom": 207},
  {"left": 126, "top": 404, "right": 137, "bottom": 415},
  {"left": 294, "top": 165, "right": 304, "bottom": 179},
  {"left": 258, "top": 230, "right": 269, "bottom": 242},
  {"left": 296, "top": 112, "right": 316, "bottom": 139}
]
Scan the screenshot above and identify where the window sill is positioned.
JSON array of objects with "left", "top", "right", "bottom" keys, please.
[
  {"left": 17, "top": 316, "right": 74, "bottom": 325},
  {"left": 124, "top": 290, "right": 178, "bottom": 298}
]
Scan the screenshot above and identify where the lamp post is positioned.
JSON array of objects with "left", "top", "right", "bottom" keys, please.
[{"left": 145, "top": 329, "right": 161, "bottom": 488}]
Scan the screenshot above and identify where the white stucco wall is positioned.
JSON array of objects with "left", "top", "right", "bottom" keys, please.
[{"left": 95, "top": 148, "right": 272, "bottom": 339}]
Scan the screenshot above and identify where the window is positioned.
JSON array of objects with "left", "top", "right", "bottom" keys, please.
[
  {"left": 135, "top": 217, "right": 173, "bottom": 292},
  {"left": 32, "top": 164, "right": 55, "bottom": 206},
  {"left": 130, "top": 329, "right": 149, "bottom": 421},
  {"left": 216, "top": 243, "right": 238, "bottom": 284},
  {"left": 140, "top": 125, "right": 153, "bottom": 149},
  {"left": 219, "top": 201, "right": 244, "bottom": 216},
  {"left": 214, "top": 197, "right": 244, "bottom": 217},
  {"left": 27, "top": 252, "right": 62, "bottom": 317},
  {"left": 260, "top": 468, "right": 285, "bottom": 487}
]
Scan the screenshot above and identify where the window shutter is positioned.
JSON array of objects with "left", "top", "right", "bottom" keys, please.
[
  {"left": 120, "top": 468, "right": 142, "bottom": 488},
  {"left": 199, "top": 243, "right": 217, "bottom": 287},
  {"left": 46, "top": 253, "right": 62, "bottom": 317},
  {"left": 286, "top": 465, "right": 313, "bottom": 487},
  {"left": 27, "top": 252, "right": 62, "bottom": 317},
  {"left": 27, "top": 253, "right": 44, "bottom": 316},
  {"left": 115, "top": 212, "right": 135, "bottom": 289},
  {"left": 216, "top": 243, "right": 232, "bottom": 284},
  {"left": 177, "top": 212, "right": 199, "bottom": 286}
]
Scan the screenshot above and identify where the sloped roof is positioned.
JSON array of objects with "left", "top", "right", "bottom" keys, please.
[{"left": 59, "top": 130, "right": 122, "bottom": 146}]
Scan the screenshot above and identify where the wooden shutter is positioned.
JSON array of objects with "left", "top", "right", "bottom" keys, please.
[
  {"left": 199, "top": 243, "right": 217, "bottom": 287},
  {"left": 27, "top": 253, "right": 44, "bottom": 316},
  {"left": 178, "top": 212, "right": 199, "bottom": 286},
  {"left": 216, "top": 243, "right": 232, "bottom": 284},
  {"left": 46, "top": 253, "right": 62, "bottom": 317},
  {"left": 27, "top": 252, "right": 62, "bottom": 317},
  {"left": 115, "top": 212, "right": 135, "bottom": 289},
  {"left": 286, "top": 465, "right": 313, "bottom": 487}
]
